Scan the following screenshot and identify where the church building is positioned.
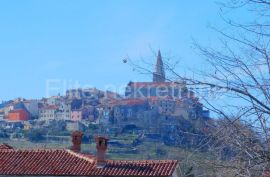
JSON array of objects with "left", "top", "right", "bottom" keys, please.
[{"left": 125, "top": 50, "right": 185, "bottom": 99}]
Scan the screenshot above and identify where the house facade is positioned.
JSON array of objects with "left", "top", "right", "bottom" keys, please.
[
  {"left": 7, "top": 109, "right": 30, "bottom": 121},
  {"left": 39, "top": 105, "right": 58, "bottom": 121},
  {"left": 70, "top": 109, "right": 82, "bottom": 121}
]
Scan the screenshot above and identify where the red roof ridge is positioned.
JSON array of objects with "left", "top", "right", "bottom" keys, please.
[
  {"left": 0, "top": 147, "right": 177, "bottom": 163},
  {"left": 65, "top": 149, "right": 95, "bottom": 163},
  {"left": 0, "top": 147, "right": 69, "bottom": 152},
  {"left": 0, "top": 143, "right": 13, "bottom": 150},
  {"left": 0, "top": 148, "right": 96, "bottom": 162},
  {"left": 107, "top": 159, "right": 178, "bottom": 163},
  {"left": 40, "top": 105, "right": 59, "bottom": 110}
]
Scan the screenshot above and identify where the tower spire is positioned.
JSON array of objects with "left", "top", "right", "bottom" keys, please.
[{"left": 153, "top": 50, "right": 165, "bottom": 82}]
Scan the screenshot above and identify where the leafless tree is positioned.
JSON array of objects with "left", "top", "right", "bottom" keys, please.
[
  {"left": 125, "top": 0, "right": 270, "bottom": 176},
  {"left": 128, "top": 0, "right": 270, "bottom": 176},
  {"left": 163, "top": 0, "right": 270, "bottom": 176}
]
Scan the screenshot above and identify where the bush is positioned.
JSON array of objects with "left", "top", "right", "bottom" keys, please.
[{"left": 27, "top": 129, "right": 45, "bottom": 142}]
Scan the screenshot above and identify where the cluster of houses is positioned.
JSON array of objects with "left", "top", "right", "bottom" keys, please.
[
  {"left": 0, "top": 88, "right": 120, "bottom": 123},
  {"left": 0, "top": 51, "right": 209, "bottom": 133}
]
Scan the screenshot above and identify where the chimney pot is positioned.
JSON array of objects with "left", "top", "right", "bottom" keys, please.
[
  {"left": 71, "top": 131, "right": 84, "bottom": 152},
  {"left": 95, "top": 136, "right": 109, "bottom": 167}
]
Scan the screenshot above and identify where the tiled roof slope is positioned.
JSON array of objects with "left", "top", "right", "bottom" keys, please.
[
  {"left": 0, "top": 144, "right": 13, "bottom": 150},
  {"left": 128, "top": 82, "right": 177, "bottom": 87},
  {"left": 0, "top": 147, "right": 178, "bottom": 177}
]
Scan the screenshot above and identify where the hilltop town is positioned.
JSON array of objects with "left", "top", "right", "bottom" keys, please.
[
  {"left": 1, "top": 0, "right": 269, "bottom": 175},
  {"left": 0, "top": 51, "right": 210, "bottom": 147}
]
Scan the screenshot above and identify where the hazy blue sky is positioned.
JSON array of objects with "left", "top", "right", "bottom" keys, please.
[{"left": 0, "top": 0, "right": 226, "bottom": 100}]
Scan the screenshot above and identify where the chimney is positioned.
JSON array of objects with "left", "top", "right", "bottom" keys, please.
[
  {"left": 71, "top": 131, "right": 84, "bottom": 152},
  {"left": 95, "top": 136, "right": 109, "bottom": 167}
]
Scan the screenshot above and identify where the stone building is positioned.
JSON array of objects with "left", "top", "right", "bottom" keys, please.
[
  {"left": 153, "top": 50, "right": 166, "bottom": 82},
  {"left": 125, "top": 51, "right": 186, "bottom": 99},
  {"left": 113, "top": 98, "right": 149, "bottom": 123},
  {"left": 123, "top": 50, "right": 210, "bottom": 121},
  {"left": 39, "top": 105, "right": 58, "bottom": 121}
]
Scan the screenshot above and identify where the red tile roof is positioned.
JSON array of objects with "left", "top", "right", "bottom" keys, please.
[
  {"left": 116, "top": 98, "right": 147, "bottom": 106},
  {"left": 128, "top": 82, "right": 179, "bottom": 87},
  {"left": 147, "top": 96, "right": 175, "bottom": 101},
  {"left": 40, "top": 105, "right": 59, "bottom": 110},
  {"left": 0, "top": 145, "right": 178, "bottom": 177},
  {"left": 0, "top": 143, "right": 13, "bottom": 150}
]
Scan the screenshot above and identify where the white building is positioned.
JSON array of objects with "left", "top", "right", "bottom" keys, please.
[{"left": 39, "top": 105, "right": 58, "bottom": 121}]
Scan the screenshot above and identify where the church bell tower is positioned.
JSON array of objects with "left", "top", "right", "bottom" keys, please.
[{"left": 153, "top": 50, "right": 165, "bottom": 82}]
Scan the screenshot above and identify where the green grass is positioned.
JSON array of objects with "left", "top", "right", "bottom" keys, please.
[{"left": 0, "top": 138, "right": 206, "bottom": 160}]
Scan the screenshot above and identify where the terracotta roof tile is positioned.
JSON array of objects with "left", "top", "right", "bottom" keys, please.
[
  {"left": 40, "top": 105, "right": 59, "bottom": 110},
  {"left": 0, "top": 147, "right": 178, "bottom": 176},
  {"left": 116, "top": 99, "right": 147, "bottom": 106},
  {"left": 129, "top": 82, "right": 179, "bottom": 87},
  {"left": 0, "top": 143, "right": 13, "bottom": 150}
]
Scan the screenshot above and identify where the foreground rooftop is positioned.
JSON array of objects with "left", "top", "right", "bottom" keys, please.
[{"left": 0, "top": 138, "right": 179, "bottom": 177}]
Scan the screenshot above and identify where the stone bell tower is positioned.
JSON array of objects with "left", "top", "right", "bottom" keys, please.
[{"left": 153, "top": 50, "right": 165, "bottom": 82}]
